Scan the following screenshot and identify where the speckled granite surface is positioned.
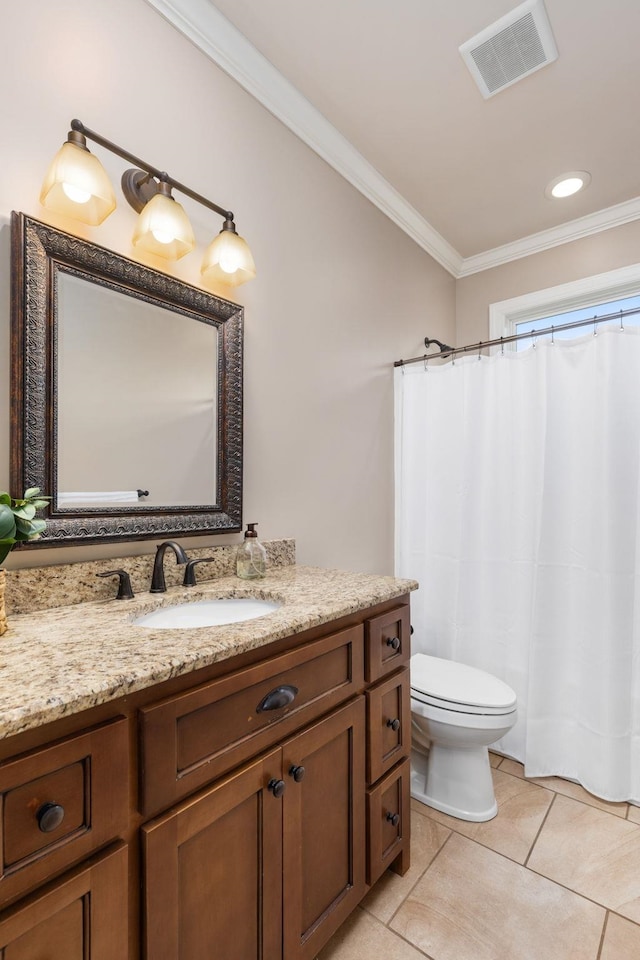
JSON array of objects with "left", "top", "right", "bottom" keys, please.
[
  {"left": 6, "top": 539, "right": 296, "bottom": 614},
  {"left": 0, "top": 564, "right": 417, "bottom": 741}
]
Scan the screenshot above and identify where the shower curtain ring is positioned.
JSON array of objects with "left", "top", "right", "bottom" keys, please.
[
  {"left": 500, "top": 336, "right": 504, "bottom": 356},
  {"left": 478, "top": 341, "right": 482, "bottom": 360},
  {"left": 593, "top": 315, "right": 598, "bottom": 336},
  {"left": 551, "top": 325, "right": 555, "bottom": 344},
  {"left": 620, "top": 309, "right": 624, "bottom": 331}
]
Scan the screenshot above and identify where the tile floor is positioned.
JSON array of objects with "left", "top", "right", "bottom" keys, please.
[{"left": 317, "top": 755, "right": 640, "bottom": 960}]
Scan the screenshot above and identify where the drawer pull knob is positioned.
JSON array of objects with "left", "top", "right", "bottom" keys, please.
[
  {"left": 257, "top": 684, "right": 298, "bottom": 713},
  {"left": 386, "top": 636, "right": 401, "bottom": 651},
  {"left": 289, "top": 765, "right": 306, "bottom": 782},
  {"left": 387, "top": 718, "right": 401, "bottom": 732},
  {"left": 386, "top": 811, "right": 400, "bottom": 827},
  {"left": 268, "top": 778, "right": 286, "bottom": 798},
  {"left": 36, "top": 802, "right": 65, "bottom": 833}
]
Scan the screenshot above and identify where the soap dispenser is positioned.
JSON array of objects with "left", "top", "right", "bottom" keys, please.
[{"left": 236, "top": 523, "right": 267, "bottom": 579}]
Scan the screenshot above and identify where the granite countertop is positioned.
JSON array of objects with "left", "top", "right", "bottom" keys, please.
[{"left": 0, "top": 564, "right": 417, "bottom": 741}]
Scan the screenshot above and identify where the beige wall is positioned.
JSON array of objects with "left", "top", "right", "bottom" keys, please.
[
  {"left": 456, "top": 220, "right": 640, "bottom": 346},
  {"left": 0, "top": 0, "right": 455, "bottom": 575}
]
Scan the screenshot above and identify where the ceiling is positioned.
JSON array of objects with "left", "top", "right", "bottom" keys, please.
[{"left": 147, "top": 0, "right": 640, "bottom": 277}]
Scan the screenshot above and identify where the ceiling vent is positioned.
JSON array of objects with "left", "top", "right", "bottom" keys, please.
[{"left": 459, "top": 0, "right": 558, "bottom": 99}]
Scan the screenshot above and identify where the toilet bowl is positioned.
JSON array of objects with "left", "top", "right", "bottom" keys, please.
[{"left": 410, "top": 653, "right": 517, "bottom": 822}]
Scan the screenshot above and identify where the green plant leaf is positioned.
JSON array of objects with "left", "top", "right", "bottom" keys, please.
[
  {"left": 0, "top": 493, "right": 11, "bottom": 507},
  {"left": 24, "top": 487, "right": 41, "bottom": 499},
  {"left": 0, "top": 505, "right": 16, "bottom": 540},
  {"left": 15, "top": 516, "right": 46, "bottom": 537},
  {"left": 0, "top": 539, "right": 15, "bottom": 566},
  {"left": 12, "top": 504, "right": 36, "bottom": 521},
  {"left": 31, "top": 499, "right": 50, "bottom": 510}
]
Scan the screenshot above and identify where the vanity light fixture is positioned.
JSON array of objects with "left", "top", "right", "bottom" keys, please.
[
  {"left": 40, "top": 119, "right": 256, "bottom": 284},
  {"left": 544, "top": 171, "right": 591, "bottom": 199}
]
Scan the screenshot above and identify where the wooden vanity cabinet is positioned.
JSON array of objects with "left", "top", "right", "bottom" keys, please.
[
  {"left": 0, "top": 594, "right": 412, "bottom": 960},
  {"left": 143, "top": 698, "right": 365, "bottom": 960}
]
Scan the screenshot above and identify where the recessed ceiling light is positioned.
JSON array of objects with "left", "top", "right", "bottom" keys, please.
[{"left": 545, "top": 171, "right": 591, "bottom": 199}]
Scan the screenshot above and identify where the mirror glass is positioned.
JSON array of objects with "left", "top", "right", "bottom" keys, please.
[
  {"left": 57, "top": 274, "right": 218, "bottom": 508},
  {"left": 11, "top": 212, "right": 243, "bottom": 547}
]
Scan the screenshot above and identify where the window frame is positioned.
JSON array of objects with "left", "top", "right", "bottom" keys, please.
[{"left": 489, "top": 263, "right": 640, "bottom": 348}]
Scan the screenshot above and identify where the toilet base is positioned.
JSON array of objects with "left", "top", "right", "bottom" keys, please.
[{"left": 410, "top": 744, "right": 498, "bottom": 822}]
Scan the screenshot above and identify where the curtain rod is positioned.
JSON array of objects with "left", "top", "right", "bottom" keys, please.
[{"left": 394, "top": 303, "right": 640, "bottom": 368}]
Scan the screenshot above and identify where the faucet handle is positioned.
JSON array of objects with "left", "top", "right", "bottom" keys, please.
[
  {"left": 183, "top": 557, "right": 218, "bottom": 587},
  {"left": 97, "top": 569, "right": 134, "bottom": 600}
]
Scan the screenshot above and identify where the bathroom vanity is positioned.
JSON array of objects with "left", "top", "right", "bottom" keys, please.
[{"left": 0, "top": 564, "right": 415, "bottom": 959}]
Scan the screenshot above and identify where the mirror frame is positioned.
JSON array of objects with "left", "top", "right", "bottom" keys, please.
[{"left": 10, "top": 212, "right": 243, "bottom": 548}]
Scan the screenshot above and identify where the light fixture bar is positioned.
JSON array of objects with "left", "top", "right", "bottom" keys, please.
[{"left": 70, "top": 119, "right": 234, "bottom": 221}]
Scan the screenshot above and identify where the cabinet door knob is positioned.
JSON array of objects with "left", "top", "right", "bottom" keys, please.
[
  {"left": 289, "top": 765, "right": 306, "bottom": 782},
  {"left": 386, "top": 636, "right": 401, "bottom": 651},
  {"left": 386, "top": 811, "right": 400, "bottom": 827},
  {"left": 268, "top": 778, "right": 286, "bottom": 799},
  {"left": 257, "top": 684, "right": 299, "bottom": 713},
  {"left": 36, "top": 802, "right": 65, "bottom": 833},
  {"left": 386, "top": 718, "right": 401, "bottom": 732}
]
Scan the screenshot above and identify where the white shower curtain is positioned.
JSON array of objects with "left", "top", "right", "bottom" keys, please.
[{"left": 395, "top": 327, "right": 640, "bottom": 803}]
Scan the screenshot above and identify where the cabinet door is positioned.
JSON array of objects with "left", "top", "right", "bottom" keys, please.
[
  {"left": 142, "top": 749, "right": 283, "bottom": 960},
  {"left": 0, "top": 843, "right": 127, "bottom": 960},
  {"left": 282, "top": 697, "right": 366, "bottom": 960}
]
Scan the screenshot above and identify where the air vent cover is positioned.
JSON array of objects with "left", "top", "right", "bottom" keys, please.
[{"left": 459, "top": 0, "right": 558, "bottom": 99}]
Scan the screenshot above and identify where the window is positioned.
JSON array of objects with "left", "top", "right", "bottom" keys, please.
[
  {"left": 489, "top": 263, "right": 640, "bottom": 351},
  {"left": 514, "top": 293, "right": 640, "bottom": 350}
]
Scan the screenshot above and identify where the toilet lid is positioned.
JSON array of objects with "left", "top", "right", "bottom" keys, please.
[{"left": 410, "top": 653, "right": 517, "bottom": 712}]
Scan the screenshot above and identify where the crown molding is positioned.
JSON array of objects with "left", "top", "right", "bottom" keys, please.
[
  {"left": 144, "top": 0, "right": 463, "bottom": 276},
  {"left": 458, "top": 196, "right": 640, "bottom": 277},
  {"left": 146, "top": 0, "right": 640, "bottom": 281}
]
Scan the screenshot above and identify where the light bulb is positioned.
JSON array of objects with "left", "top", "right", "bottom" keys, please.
[
  {"left": 62, "top": 182, "right": 92, "bottom": 205},
  {"left": 151, "top": 227, "right": 174, "bottom": 245},
  {"left": 218, "top": 249, "right": 239, "bottom": 273}
]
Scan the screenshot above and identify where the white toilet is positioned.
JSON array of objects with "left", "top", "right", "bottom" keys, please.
[{"left": 410, "top": 653, "right": 517, "bottom": 822}]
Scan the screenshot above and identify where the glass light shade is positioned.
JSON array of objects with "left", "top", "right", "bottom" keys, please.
[
  {"left": 39, "top": 141, "right": 116, "bottom": 225},
  {"left": 132, "top": 192, "right": 196, "bottom": 260},
  {"left": 201, "top": 229, "right": 256, "bottom": 286}
]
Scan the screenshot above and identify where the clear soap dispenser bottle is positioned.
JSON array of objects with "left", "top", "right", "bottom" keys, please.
[{"left": 236, "top": 523, "right": 267, "bottom": 579}]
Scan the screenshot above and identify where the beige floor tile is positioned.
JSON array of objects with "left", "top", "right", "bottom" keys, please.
[
  {"left": 628, "top": 804, "right": 640, "bottom": 824},
  {"left": 411, "top": 767, "right": 553, "bottom": 863},
  {"left": 390, "top": 833, "right": 604, "bottom": 960},
  {"left": 317, "top": 906, "right": 425, "bottom": 960},
  {"left": 361, "top": 810, "right": 451, "bottom": 923},
  {"left": 489, "top": 751, "right": 502, "bottom": 768},
  {"left": 600, "top": 913, "right": 640, "bottom": 960},
  {"left": 500, "top": 758, "right": 629, "bottom": 818},
  {"left": 528, "top": 795, "right": 640, "bottom": 922}
]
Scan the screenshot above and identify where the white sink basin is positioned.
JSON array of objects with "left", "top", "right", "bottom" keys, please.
[{"left": 133, "top": 598, "right": 281, "bottom": 629}]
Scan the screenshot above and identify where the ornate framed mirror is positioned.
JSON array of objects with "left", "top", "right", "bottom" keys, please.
[{"left": 10, "top": 212, "right": 243, "bottom": 547}]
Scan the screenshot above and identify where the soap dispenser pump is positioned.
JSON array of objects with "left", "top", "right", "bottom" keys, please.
[{"left": 236, "top": 523, "right": 267, "bottom": 579}]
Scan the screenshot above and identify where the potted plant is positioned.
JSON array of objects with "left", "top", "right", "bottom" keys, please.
[{"left": 0, "top": 487, "right": 49, "bottom": 635}]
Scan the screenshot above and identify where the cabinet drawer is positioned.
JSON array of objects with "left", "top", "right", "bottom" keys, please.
[
  {"left": 140, "top": 625, "right": 364, "bottom": 816},
  {"left": 0, "top": 718, "right": 128, "bottom": 908},
  {"left": 366, "top": 668, "right": 410, "bottom": 785},
  {"left": 0, "top": 842, "right": 128, "bottom": 960},
  {"left": 366, "top": 757, "right": 411, "bottom": 886},
  {"left": 365, "top": 606, "right": 410, "bottom": 682}
]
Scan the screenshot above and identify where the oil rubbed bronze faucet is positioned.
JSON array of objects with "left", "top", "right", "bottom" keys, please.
[{"left": 150, "top": 540, "right": 189, "bottom": 593}]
